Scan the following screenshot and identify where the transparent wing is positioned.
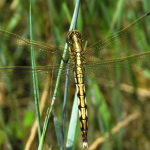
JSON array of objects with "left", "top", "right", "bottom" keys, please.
[
  {"left": 84, "top": 13, "right": 150, "bottom": 85},
  {"left": 85, "top": 13, "right": 150, "bottom": 62},
  {"left": 85, "top": 51, "right": 150, "bottom": 85},
  {"left": 0, "top": 29, "right": 72, "bottom": 93},
  {"left": 0, "top": 64, "right": 73, "bottom": 92},
  {"left": 0, "top": 29, "right": 69, "bottom": 66}
]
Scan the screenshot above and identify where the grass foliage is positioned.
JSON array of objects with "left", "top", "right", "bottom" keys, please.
[{"left": 0, "top": 0, "right": 150, "bottom": 150}]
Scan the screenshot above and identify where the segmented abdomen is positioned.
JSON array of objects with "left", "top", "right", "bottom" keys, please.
[
  {"left": 67, "top": 29, "right": 88, "bottom": 148},
  {"left": 74, "top": 68, "right": 88, "bottom": 147}
]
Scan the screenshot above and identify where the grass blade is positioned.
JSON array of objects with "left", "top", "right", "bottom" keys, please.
[
  {"left": 0, "top": 103, "right": 13, "bottom": 150},
  {"left": 62, "top": 63, "right": 70, "bottom": 141},
  {"left": 38, "top": 0, "right": 81, "bottom": 149},
  {"left": 29, "top": 0, "right": 41, "bottom": 141},
  {"left": 54, "top": 115, "right": 64, "bottom": 148},
  {"left": 66, "top": 93, "right": 78, "bottom": 149},
  {"left": 108, "top": 0, "right": 125, "bottom": 34}
]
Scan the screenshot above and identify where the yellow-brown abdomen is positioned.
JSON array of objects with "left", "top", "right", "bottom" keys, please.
[{"left": 67, "top": 30, "right": 88, "bottom": 148}]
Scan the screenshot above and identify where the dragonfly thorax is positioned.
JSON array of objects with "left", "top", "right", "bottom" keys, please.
[{"left": 67, "top": 30, "right": 83, "bottom": 53}]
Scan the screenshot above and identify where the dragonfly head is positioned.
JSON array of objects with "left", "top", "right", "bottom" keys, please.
[{"left": 67, "top": 29, "right": 82, "bottom": 41}]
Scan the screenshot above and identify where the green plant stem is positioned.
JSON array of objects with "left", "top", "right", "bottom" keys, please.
[
  {"left": 38, "top": 0, "right": 81, "bottom": 149},
  {"left": 29, "top": 0, "right": 41, "bottom": 141}
]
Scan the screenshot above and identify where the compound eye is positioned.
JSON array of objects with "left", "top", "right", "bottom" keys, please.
[{"left": 81, "top": 39, "right": 84, "bottom": 43}]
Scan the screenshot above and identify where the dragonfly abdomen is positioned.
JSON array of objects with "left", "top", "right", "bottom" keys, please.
[
  {"left": 74, "top": 70, "right": 88, "bottom": 148},
  {"left": 67, "top": 29, "right": 88, "bottom": 148}
]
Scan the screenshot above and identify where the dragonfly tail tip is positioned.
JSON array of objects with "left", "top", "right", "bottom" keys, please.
[{"left": 83, "top": 142, "right": 88, "bottom": 149}]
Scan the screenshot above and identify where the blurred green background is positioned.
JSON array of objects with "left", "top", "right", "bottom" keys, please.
[{"left": 0, "top": 0, "right": 150, "bottom": 150}]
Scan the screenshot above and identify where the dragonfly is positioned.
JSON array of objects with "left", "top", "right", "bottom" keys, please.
[{"left": 1, "top": 13, "right": 150, "bottom": 148}]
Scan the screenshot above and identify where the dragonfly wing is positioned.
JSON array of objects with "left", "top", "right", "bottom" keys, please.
[
  {"left": 0, "top": 64, "right": 73, "bottom": 92},
  {"left": 85, "top": 51, "right": 150, "bottom": 85},
  {"left": 0, "top": 29, "right": 70, "bottom": 66},
  {"left": 0, "top": 29, "right": 75, "bottom": 96},
  {"left": 85, "top": 13, "right": 150, "bottom": 61}
]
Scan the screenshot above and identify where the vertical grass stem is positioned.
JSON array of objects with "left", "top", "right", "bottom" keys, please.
[{"left": 29, "top": 0, "right": 41, "bottom": 141}]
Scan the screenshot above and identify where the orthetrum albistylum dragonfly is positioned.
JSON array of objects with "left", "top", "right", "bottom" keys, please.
[{"left": 0, "top": 13, "right": 150, "bottom": 148}]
